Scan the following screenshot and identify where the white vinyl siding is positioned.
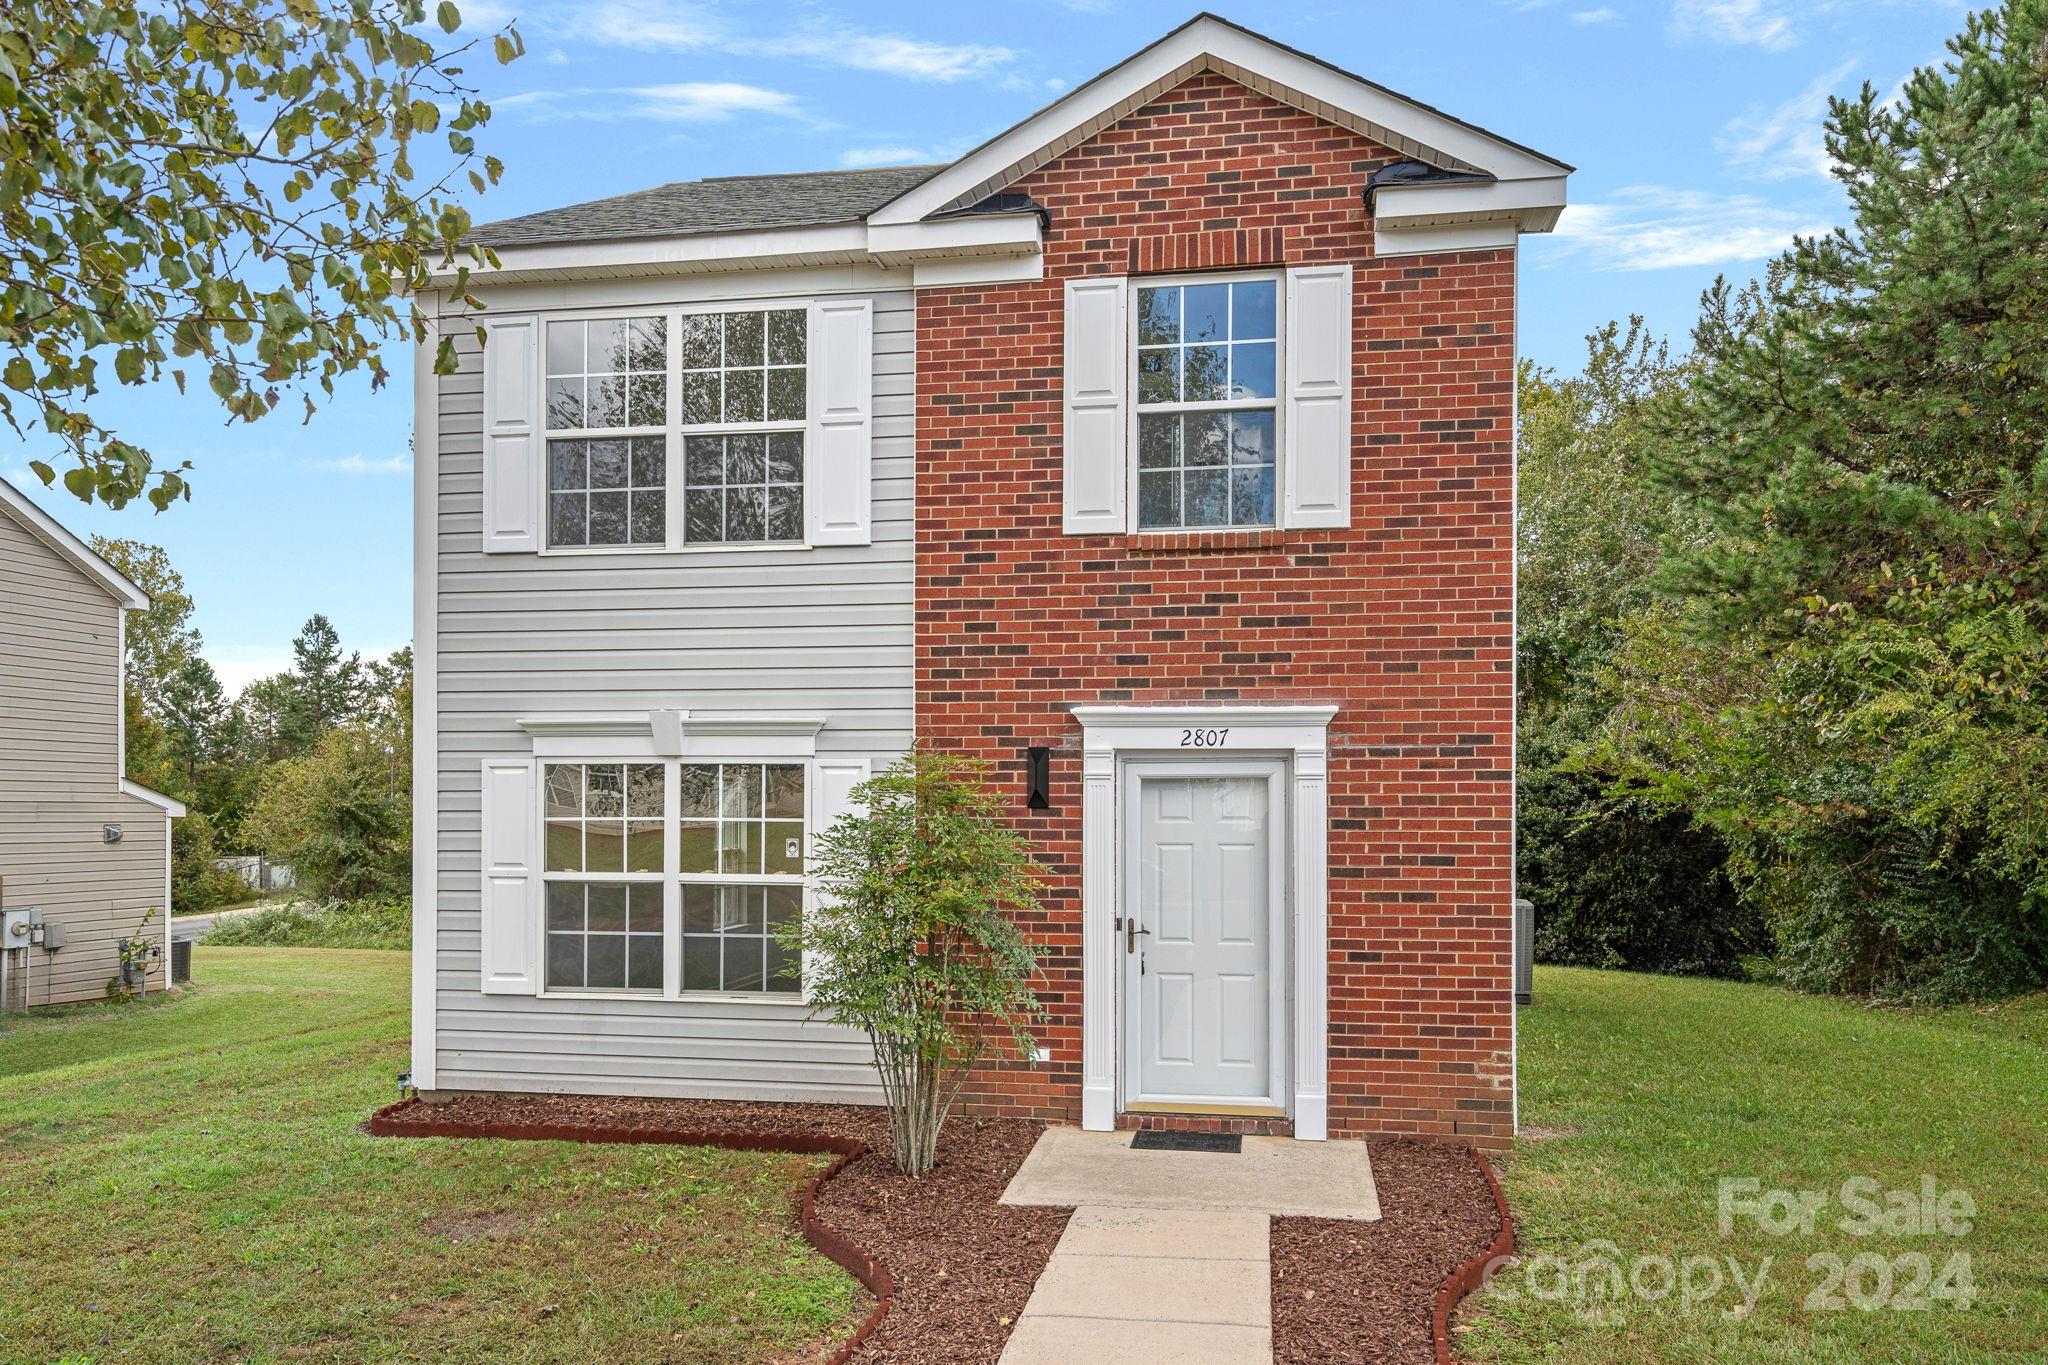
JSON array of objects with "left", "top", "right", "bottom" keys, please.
[{"left": 429, "top": 283, "right": 910, "bottom": 1103}]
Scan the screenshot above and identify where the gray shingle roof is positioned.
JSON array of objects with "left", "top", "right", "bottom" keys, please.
[{"left": 469, "top": 165, "right": 947, "bottom": 248}]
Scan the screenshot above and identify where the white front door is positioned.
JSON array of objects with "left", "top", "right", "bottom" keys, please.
[{"left": 1121, "top": 762, "right": 1286, "bottom": 1111}]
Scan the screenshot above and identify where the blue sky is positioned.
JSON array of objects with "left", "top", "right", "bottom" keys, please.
[{"left": 3, "top": 0, "right": 1963, "bottom": 690}]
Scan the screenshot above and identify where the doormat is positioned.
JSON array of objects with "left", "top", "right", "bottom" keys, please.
[{"left": 1130, "top": 1130, "right": 1242, "bottom": 1154}]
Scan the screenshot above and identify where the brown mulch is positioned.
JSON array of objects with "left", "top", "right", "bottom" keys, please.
[
  {"left": 1270, "top": 1140, "right": 1505, "bottom": 1365},
  {"left": 369, "top": 1094, "right": 1068, "bottom": 1365}
]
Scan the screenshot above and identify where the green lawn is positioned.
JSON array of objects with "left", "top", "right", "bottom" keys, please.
[
  {"left": 0, "top": 948, "right": 862, "bottom": 1364},
  {"left": 1467, "top": 967, "right": 2048, "bottom": 1364}
]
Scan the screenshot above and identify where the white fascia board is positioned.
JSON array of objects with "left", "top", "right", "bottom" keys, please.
[
  {"left": 438, "top": 222, "right": 872, "bottom": 285},
  {"left": 871, "top": 16, "right": 1569, "bottom": 226},
  {"left": 0, "top": 476, "right": 150, "bottom": 609},
  {"left": 866, "top": 213, "right": 1043, "bottom": 266},
  {"left": 1370, "top": 175, "right": 1566, "bottom": 257},
  {"left": 1372, "top": 175, "right": 1568, "bottom": 228},
  {"left": 440, "top": 214, "right": 1041, "bottom": 286},
  {"left": 121, "top": 779, "right": 187, "bottom": 817},
  {"left": 1375, "top": 221, "right": 1519, "bottom": 258}
]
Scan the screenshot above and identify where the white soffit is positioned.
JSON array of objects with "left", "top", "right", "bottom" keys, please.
[{"left": 868, "top": 13, "right": 1572, "bottom": 228}]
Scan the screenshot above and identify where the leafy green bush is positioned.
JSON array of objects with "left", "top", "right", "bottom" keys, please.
[
  {"left": 203, "top": 898, "right": 410, "bottom": 951},
  {"left": 782, "top": 751, "right": 1044, "bottom": 1176},
  {"left": 170, "top": 809, "right": 252, "bottom": 913},
  {"left": 243, "top": 698, "right": 409, "bottom": 902},
  {"left": 1520, "top": 717, "right": 1762, "bottom": 978}
]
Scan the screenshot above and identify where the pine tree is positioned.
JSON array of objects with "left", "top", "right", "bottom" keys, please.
[
  {"left": 1611, "top": 0, "right": 2048, "bottom": 1000},
  {"left": 283, "top": 614, "right": 367, "bottom": 749}
]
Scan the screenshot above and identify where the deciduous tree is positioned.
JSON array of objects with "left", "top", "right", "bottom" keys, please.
[{"left": 2, "top": 0, "right": 521, "bottom": 509}]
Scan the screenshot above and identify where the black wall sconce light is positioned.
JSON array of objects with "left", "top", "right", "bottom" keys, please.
[{"left": 1026, "top": 747, "right": 1052, "bottom": 810}]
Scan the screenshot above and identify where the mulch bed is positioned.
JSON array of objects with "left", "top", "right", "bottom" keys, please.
[
  {"left": 1270, "top": 1140, "right": 1507, "bottom": 1365},
  {"left": 367, "top": 1094, "right": 1068, "bottom": 1365}
]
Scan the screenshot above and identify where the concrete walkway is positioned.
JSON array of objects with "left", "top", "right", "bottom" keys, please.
[{"left": 997, "top": 1129, "right": 1380, "bottom": 1364}]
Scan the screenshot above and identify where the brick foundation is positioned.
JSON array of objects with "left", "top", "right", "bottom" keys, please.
[{"left": 915, "top": 73, "right": 1516, "bottom": 1147}]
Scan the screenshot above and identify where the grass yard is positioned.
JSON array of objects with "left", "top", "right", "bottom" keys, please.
[
  {"left": 0, "top": 948, "right": 862, "bottom": 1364},
  {"left": 1467, "top": 967, "right": 2048, "bottom": 1364}
]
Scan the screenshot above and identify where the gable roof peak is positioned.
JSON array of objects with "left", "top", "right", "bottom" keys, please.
[{"left": 869, "top": 12, "right": 1570, "bottom": 228}]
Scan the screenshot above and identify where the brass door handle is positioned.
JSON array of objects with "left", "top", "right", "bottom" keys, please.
[{"left": 1125, "top": 920, "right": 1151, "bottom": 953}]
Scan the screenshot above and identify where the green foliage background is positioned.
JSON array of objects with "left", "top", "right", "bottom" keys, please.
[{"left": 1524, "top": 0, "right": 2048, "bottom": 1002}]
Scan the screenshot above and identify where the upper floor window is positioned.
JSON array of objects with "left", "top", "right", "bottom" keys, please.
[
  {"left": 541, "top": 308, "right": 810, "bottom": 550},
  {"left": 1133, "top": 277, "right": 1278, "bottom": 531}
]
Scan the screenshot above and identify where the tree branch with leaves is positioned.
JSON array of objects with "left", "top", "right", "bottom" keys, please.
[{"left": 0, "top": 0, "right": 522, "bottom": 509}]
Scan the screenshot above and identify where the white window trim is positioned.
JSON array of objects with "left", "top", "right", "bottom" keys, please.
[
  {"left": 1124, "top": 269, "right": 1287, "bottom": 536},
  {"left": 517, "top": 713, "right": 824, "bottom": 1007},
  {"left": 1072, "top": 704, "right": 1336, "bottom": 1141},
  {"left": 533, "top": 297, "right": 821, "bottom": 558}
]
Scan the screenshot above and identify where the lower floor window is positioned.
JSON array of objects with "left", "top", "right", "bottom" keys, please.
[
  {"left": 547, "top": 881, "right": 663, "bottom": 990},
  {"left": 537, "top": 758, "right": 808, "bottom": 997},
  {"left": 682, "top": 883, "right": 802, "bottom": 993}
]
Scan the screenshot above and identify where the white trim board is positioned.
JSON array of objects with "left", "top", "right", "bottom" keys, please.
[
  {"left": 1072, "top": 704, "right": 1336, "bottom": 1141},
  {"left": 410, "top": 304, "right": 441, "bottom": 1089}
]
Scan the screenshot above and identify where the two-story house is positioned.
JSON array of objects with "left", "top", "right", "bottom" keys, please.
[
  {"left": 410, "top": 14, "right": 1567, "bottom": 1148},
  {"left": 1, "top": 476, "right": 185, "bottom": 1007}
]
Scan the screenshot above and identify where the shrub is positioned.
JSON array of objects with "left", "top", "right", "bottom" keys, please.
[
  {"left": 1520, "top": 718, "right": 1763, "bottom": 978},
  {"left": 204, "top": 898, "right": 410, "bottom": 951},
  {"left": 782, "top": 751, "right": 1044, "bottom": 1176},
  {"left": 243, "top": 714, "right": 408, "bottom": 902},
  {"left": 171, "top": 808, "right": 251, "bottom": 913}
]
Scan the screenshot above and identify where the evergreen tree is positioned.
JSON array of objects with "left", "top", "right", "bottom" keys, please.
[
  {"left": 280, "top": 614, "right": 367, "bottom": 753},
  {"left": 1608, "top": 0, "right": 2048, "bottom": 1000}
]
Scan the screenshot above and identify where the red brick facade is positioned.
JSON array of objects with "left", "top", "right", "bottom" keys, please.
[{"left": 915, "top": 73, "right": 1517, "bottom": 1147}]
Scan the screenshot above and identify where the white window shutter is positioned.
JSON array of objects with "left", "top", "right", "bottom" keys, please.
[
  {"left": 481, "top": 313, "right": 540, "bottom": 553},
  {"left": 1283, "top": 264, "right": 1354, "bottom": 529},
  {"left": 813, "top": 757, "right": 870, "bottom": 847},
  {"left": 478, "top": 757, "right": 539, "bottom": 995},
  {"left": 1063, "top": 277, "right": 1129, "bottom": 534},
  {"left": 807, "top": 297, "right": 873, "bottom": 546}
]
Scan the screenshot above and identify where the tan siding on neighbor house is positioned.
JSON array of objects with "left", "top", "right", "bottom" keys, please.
[{"left": 0, "top": 503, "right": 172, "bottom": 1005}]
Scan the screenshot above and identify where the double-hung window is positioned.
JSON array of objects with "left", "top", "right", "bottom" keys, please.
[
  {"left": 543, "top": 762, "right": 666, "bottom": 991},
  {"left": 538, "top": 758, "right": 807, "bottom": 997},
  {"left": 546, "top": 318, "right": 669, "bottom": 548},
  {"left": 678, "top": 763, "right": 805, "bottom": 994},
  {"left": 1133, "top": 275, "right": 1280, "bottom": 531},
  {"left": 540, "top": 306, "right": 809, "bottom": 550}
]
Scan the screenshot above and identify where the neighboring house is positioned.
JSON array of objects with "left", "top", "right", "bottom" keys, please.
[
  {"left": 412, "top": 15, "right": 1567, "bottom": 1148},
  {"left": 0, "top": 477, "right": 184, "bottom": 1008}
]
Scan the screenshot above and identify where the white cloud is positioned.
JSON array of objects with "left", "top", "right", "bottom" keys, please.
[
  {"left": 500, "top": 81, "right": 804, "bottom": 125},
  {"left": 211, "top": 648, "right": 295, "bottom": 697},
  {"left": 1669, "top": 0, "right": 1798, "bottom": 50},
  {"left": 1718, "top": 57, "right": 1859, "bottom": 181},
  {"left": 628, "top": 82, "right": 802, "bottom": 122},
  {"left": 744, "top": 31, "right": 1012, "bottom": 83},
  {"left": 578, "top": 0, "right": 722, "bottom": 50},
  {"left": 1571, "top": 7, "right": 1619, "bottom": 22},
  {"left": 839, "top": 145, "right": 944, "bottom": 169},
  {"left": 303, "top": 452, "right": 412, "bottom": 476},
  {"left": 550, "top": 2, "right": 1012, "bottom": 82},
  {"left": 1544, "top": 186, "right": 1834, "bottom": 271}
]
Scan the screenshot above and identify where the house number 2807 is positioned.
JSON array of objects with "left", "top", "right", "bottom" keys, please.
[{"left": 1178, "top": 727, "right": 1230, "bottom": 747}]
